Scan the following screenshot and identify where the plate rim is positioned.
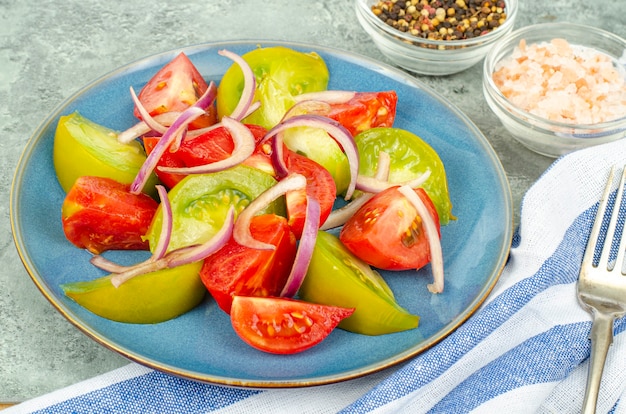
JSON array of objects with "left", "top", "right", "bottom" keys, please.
[{"left": 10, "top": 39, "right": 513, "bottom": 388}]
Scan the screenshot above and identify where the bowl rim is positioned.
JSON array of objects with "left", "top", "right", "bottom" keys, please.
[
  {"left": 355, "top": 0, "right": 519, "bottom": 48},
  {"left": 483, "top": 21, "right": 626, "bottom": 133}
]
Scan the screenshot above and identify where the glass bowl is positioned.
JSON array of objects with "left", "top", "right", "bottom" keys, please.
[
  {"left": 355, "top": 0, "right": 518, "bottom": 76},
  {"left": 483, "top": 22, "right": 626, "bottom": 158}
]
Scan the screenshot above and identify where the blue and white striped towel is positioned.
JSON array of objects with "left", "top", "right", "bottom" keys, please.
[{"left": 7, "top": 138, "right": 626, "bottom": 414}]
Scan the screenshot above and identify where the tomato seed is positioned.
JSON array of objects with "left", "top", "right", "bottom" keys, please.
[
  {"left": 401, "top": 217, "right": 424, "bottom": 248},
  {"left": 290, "top": 311, "right": 304, "bottom": 319}
]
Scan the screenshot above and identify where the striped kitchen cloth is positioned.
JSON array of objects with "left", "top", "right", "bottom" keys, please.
[{"left": 6, "top": 137, "right": 626, "bottom": 414}]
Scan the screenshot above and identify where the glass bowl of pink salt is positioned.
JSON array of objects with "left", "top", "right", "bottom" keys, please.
[{"left": 483, "top": 22, "right": 626, "bottom": 157}]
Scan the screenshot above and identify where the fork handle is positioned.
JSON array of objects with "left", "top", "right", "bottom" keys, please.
[{"left": 582, "top": 312, "right": 615, "bottom": 414}]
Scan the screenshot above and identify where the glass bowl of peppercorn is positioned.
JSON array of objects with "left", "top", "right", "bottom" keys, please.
[
  {"left": 355, "top": 0, "right": 518, "bottom": 76},
  {"left": 483, "top": 22, "right": 626, "bottom": 157}
]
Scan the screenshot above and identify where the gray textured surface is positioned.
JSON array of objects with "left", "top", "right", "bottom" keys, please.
[{"left": 1, "top": 0, "right": 625, "bottom": 403}]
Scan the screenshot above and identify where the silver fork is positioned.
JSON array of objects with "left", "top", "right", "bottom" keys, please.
[{"left": 577, "top": 165, "right": 626, "bottom": 414}]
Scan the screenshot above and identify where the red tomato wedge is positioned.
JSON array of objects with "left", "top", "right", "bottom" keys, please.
[
  {"left": 219, "top": 137, "right": 336, "bottom": 238},
  {"left": 284, "top": 150, "right": 336, "bottom": 239},
  {"left": 143, "top": 124, "right": 267, "bottom": 188},
  {"left": 133, "top": 52, "right": 216, "bottom": 129},
  {"left": 200, "top": 214, "right": 297, "bottom": 314},
  {"left": 61, "top": 176, "right": 158, "bottom": 254},
  {"left": 230, "top": 296, "right": 354, "bottom": 354},
  {"left": 327, "top": 91, "right": 397, "bottom": 137},
  {"left": 339, "top": 186, "right": 440, "bottom": 271}
]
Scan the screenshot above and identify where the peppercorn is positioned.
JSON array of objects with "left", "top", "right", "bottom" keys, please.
[{"left": 371, "top": 0, "right": 508, "bottom": 41}]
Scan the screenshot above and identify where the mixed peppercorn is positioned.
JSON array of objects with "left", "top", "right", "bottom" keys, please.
[{"left": 372, "top": 0, "right": 508, "bottom": 41}]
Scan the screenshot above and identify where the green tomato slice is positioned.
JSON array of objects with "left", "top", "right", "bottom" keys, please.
[
  {"left": 282, "top": 127, "right": 351, "bottom": 195},
  {"left": 298, "top": 231, "right": 419, "bottom": 335},
  {"left": 355, "top": 127, "right": 454, "bottom": 225},
  {"left": 217, "top": 46, "right": 329, "bottom": 130},
  {"left": 61, "top": 261, "right": 204, "bottom": 324},
  {"left": 53, "top": 111, "right": 158, "bottom": 195},
  {"left": 145, "top": 164, "right": 284, "bottom": 253}
]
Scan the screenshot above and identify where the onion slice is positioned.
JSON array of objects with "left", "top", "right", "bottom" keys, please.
[
  {"left": 282, "top": 100, "right": 331, "bottom": 120},
  {"left": 270, "top": 132, "right": 288, "bottom": 178},
  {"left": 89, "top": 255, "right": 134, "bottom": 273},
  {"left": 168, "top": 81, "right": 218, "bottom": 152},
  {"left": 321, "top": 151, "right": 390, "bottom": 230},
  {"left": 110, "top": 206, "right": 235, "bottom": 288},
  {"left": 129, "top": 86, "right": 169, "bottom": 135},
  {"left": 264, "top": 114, "right": 359, "bottom": 200},
  {"left": 320, "top": 193, "right": 371, "bottom": 230},
  {"left": 293, "top": 90, "right": 356, "bottom": 104},
  {"left": 166, "top": 205, "right": 234, "bottom": 267},
  {"left": 234, "top": 174, "right": 307, "bottom": 250},
  {"left": 184, "top": 100, "right": 262, "bottom": 142},
  {"left": 219, "top": 49, "right": 256, "bottom": 121},
  {"left": 157, "top": 116, "right": 255, "bottom": 174},
  {"left": 375, "top": 151, "right": 391, "bottom": 181},
  {"left": 356, "top": 170, "right": 431, "bottom": 194},
  {"left": 193, "top": 80, "right": 218, "bottom": 111},
  {"left": 130, "top": 106, "right": 205, "bottom": 194},
  {"left": 118, "top": 82, "right": 218, "bottom": 144},
  {"left": 397, "top": 185, "right": 444, "bottom": 294},
  {"left": 151, "top": 185, "right": 173, "bottom": 260},
  {"left": 117, "top": 112, "right": 181, "bottom": 144},
  {"left": 280, "top": 196, "right": 320, "bottom": 297}
]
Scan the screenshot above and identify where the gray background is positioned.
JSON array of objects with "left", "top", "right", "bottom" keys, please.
[{"left": 1, "top": 0, "right": 624, "bottom": 404}]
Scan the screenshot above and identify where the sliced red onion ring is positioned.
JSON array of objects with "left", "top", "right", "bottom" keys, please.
[
  {"left": 193, "top": 80, "right": 218, "bottom": 111},
  {"left": 89, "top": 255, "right": 134, "bottom": 273},
  {"left": 293, "top": 90, "right": 356, "bottom": 104},
  {"left": 183, "top": 121, "right": 223, "bottom": 140},
  {"left": 356, "top": 170, "right": 431, "bottom": 194},
  {"left": 234, "top": 174, "right": 307, "bottom": 250},
  {"left": 166, "top": 206, "right": 234, "bottom": 267},
  {"left": 282, "top": 100, "right": 331, "bottom": 120},
  {"left": 264, "top": 114, "right": 359, "bottom": 200},
  {"left": 219, "top": 49, "right": 256, "bottom": 121},
  {"left": 110, "top": 206, "right": 235, "bottom": 288},
  {"left": 321, "top": 151, "right": 390, "bottom": 230},
  {"left": 320, "top": 193, "right": 372, "bottom": 230},
  {"left": 374, "top": 151, "right": 391, "bottom": 181},
  {"left": 167, "top": 82, "right": 218, "bottom": 152},
  {"left": 157, "top": 116, "right": 255, "bottom": 174},
  {"left": 130, "top": 106, "right": 205, "bottom": 194},
  {"left": 280, "top": 196, "right": 320, "bottom": 297},
  {"left": 109, "top": 257, "right": 170, "bottom": 288},
  {"left": 118, "top": 112, "right": 181, "bottom": 144},
  {"left": 118, "top": 82, "right": 217, "bottom": 144},
  {"left": 152, "top": 185, "right": 172, "bottom": 260},
  {"left": 397, "top": 185, "right": 444, "bottom": 294},
  {"left": 185, "top": 100, "right": 261, "bottom": 142},
  {"left": 270, "top": 132, "right": 288, "bottom": 178},
  {"left": 240, "top": 100, "right": 261, "bottom": 119},
  {"left": 129, "top": 86, "right": 169, "bottom": 135}
]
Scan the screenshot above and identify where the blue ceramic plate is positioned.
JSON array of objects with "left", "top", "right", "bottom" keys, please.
[{"left": 10, "top": 41, "right": 512, "bottom": 387}]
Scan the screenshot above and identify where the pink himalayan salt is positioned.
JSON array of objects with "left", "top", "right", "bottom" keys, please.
[{"left": 492, "top": 38, "right": 626, "bottom": 124}]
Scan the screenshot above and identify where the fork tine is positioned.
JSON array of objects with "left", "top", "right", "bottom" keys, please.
[
  {"left": 610, "top": 167, "right": 626, "bottom": 273},
  {"left": 583, "top": 167, "right": 615, "bottom": 270},
  {"left": 598, "top": 167, "right": 626, "bottom": 271}
]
